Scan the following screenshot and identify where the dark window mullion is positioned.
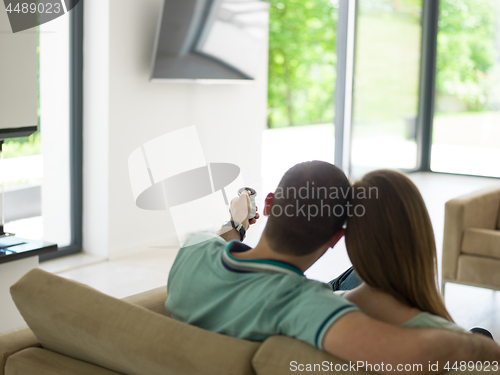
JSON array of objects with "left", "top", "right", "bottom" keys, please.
[
  {"left": 416, "top": 0, "right": 439, "bottom": 172},
  {"left": 334, "top": 0, "right": 358, "bottom": 175}
]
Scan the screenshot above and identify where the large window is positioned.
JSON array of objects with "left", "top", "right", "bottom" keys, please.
[
  {"left": 351, "top": 0, "right": 422, "bottom": 177},
  {"left": 266, "top": 0, "right": 500, "bottom": 180},
  {"left": 267, "top": 0, "right": 338, "bottom": 128},
  {"left": 264, "top": 0, "right": 339, "bottom": 192},
  {"left": 431, "top": 0, "right": 500, "bottom": 177},
  {"left": 2, "top": 2, "right": 82, "bottom": 258}
]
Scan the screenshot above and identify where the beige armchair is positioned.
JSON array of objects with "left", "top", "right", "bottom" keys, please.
[{"left": 442, "top": 186, "right": 500, "bottom": 295}]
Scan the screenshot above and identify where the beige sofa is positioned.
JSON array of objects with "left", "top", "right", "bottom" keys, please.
[
  {"left": 442, "top": 186, "right": 500, "bottom": 294},
  {"left": 0, "top": 268, "right": 373, "bottom": 375}
]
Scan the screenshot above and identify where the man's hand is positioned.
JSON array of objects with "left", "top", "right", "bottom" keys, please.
[
  {"left": 248, "top": 212, "right": 260, "bottom": 226},
  {"left": 217, "top": 191, "right": 260, "bottom": 242}
]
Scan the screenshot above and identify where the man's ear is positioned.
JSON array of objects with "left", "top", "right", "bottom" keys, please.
[
  {"left": 327, "top": 228, "right": 345, "bottom": 249},
  {"left": 263, "top": 193, "right": 273, "bottom": 216}
]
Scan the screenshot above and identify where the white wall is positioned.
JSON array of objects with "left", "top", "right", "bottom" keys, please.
[
  {"left": 83, "top": 0, "right": 110, "bottom": 258},
  {"left": 84, "top": 0, "right": 268, "bottom": 258}
]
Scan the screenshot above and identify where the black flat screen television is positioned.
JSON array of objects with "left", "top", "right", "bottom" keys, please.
[{"left": 151, "top": 0, "right": 269, "bottom": 82}]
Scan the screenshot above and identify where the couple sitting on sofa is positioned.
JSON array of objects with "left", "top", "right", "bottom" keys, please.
[{"left": 165, "top": 161, "right": 499, "bottom": 374}]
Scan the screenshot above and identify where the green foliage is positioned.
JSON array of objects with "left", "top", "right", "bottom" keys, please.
[
  {"left": 436, "top": 0, "right": 498, "bottom": 110},
  {"left": 359, "top": 0, "right": 422, "bottom": 16},
  {"left": 354, "top": 0, "right": 422, "bottom": 128},
  {"left": 267, "top": 0, "right": 498, "bottom": 128},
  {"left": 267, "top": 0, "right": 338, "bottom": 128},
  {"left": 3, "top": 132, "right": 41, "bottom": 159}
]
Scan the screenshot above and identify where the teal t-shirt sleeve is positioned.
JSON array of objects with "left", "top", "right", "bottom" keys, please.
[
  {"left": 401, "top": 312, "right": 469, "bottom": 333},
  {"left": 182, "top": 232, "right": 224, "bottom": 248},
  {"left": 275, "top": 280, "right": 358, "bottom": 350},
  {"left": 166, "top": 232, "right": 225, "bottom": 297}
]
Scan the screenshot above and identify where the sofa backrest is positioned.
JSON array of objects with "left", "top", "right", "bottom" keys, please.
[
  {"left": 252, "top": 335, "right": 373, "bottom": 375},
  {"left": 10, "top": 268, "right": 260, "bottom": 375}
]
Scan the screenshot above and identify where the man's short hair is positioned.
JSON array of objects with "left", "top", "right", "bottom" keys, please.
[{"left": 263, "top": 161, "right": 351, "bottom": 256}]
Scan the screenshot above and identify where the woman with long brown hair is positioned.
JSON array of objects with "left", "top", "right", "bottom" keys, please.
[{"left": 340, "top": 169, "right": 488, "bottom": 334}]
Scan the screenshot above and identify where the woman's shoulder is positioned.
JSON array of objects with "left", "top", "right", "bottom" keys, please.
[
  {"left": 401, "top": 312, "right": 468, "bottom": 333},
  {"left": 333, "top": 290, "right": 347, "bottom": 297}
]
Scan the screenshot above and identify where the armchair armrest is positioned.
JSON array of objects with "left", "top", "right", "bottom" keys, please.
[
  {"left": 442, "top": 186, "right": 500, "bottom": 282},
  {"left": 0, "top": 328, "right": 41, "bottom": 375}
]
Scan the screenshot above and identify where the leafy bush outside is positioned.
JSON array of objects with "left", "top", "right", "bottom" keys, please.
[
  {"left": 3, "top": 132, "right": 41, "bottom": 159},
  {"left": 267, "top": 0, "right": 338, "bottom": 128},
  {"left": 267, "top": 0, "right": 499, "bottom": 131},
  {"left": 436, "top": 0, "right": 498, "bottom": 111}
]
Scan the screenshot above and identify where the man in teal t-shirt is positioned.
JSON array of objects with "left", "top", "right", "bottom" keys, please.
[
  {"left": 166, "top": 232, "right": 357, "bottom": 349},
  {"left": 166, "top": 161, "right": 500, "bottom": 373}
]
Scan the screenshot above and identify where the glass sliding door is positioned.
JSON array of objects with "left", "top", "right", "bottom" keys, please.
[
  {"left": 350, "top": 0, "right": 423, "bottom": 177},
  {"left": 431, "top": 0, "right": 500, "bottom": 177},
  {"left": 263, "top": 0, "right": 339, "bottom": 192},
  {"left": 3, "top": 3, "right": 82, "bottom": 256},
  {"left": 3, "top": 13, "right": 72, "bottom": 246}
]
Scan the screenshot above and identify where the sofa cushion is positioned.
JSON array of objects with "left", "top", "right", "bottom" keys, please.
[
  {"left": 252, "top": 335, "right": 373, "bottom": 375},
  {"left": 0, "top": 328, "right": 40, "bottom": 375},
  {"left": 5, "top": 348, "right": 119, "bottom": 375},
  {"left": 461, "top": 228, "right": 500, "bottom": 260},
  {"left": 457, "top": 255, "right": 500, "bottom": 289},
  {"left": 11, "top": 269, "right": 260, "bottom": 375}
]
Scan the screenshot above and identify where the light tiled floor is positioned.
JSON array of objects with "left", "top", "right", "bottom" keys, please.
[
  {"left": 40, "top": 172, "right": 500, "bottom": 337},
  {"left": 40, "top": 247, "right": 179, "bottom": 299},
  {"left": 39, "top": 253, "right": 104, "bottom": 274}
]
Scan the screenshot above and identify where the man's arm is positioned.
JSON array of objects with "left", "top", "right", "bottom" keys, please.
[
  {"left": 323, "top": 311, "right": 499, "bottom": 375},
  {"left": 217, "top": 227, "right": 242, "bottom": 242}
]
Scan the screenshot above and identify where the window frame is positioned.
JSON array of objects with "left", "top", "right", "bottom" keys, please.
[
  {"left": 39, "top": 1, "right": 83, "bottom": 261},
  {"left": 415, "top": 0, "right": 439, "bottom": 173},
  {"left": 334, "top": 0, "right": 500, "bottom": 180}
]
